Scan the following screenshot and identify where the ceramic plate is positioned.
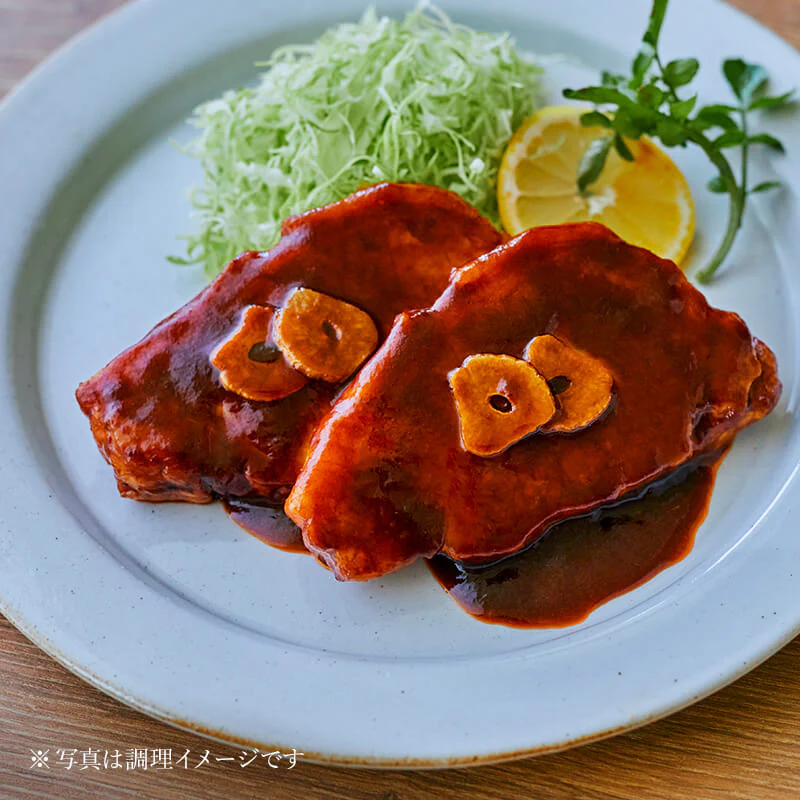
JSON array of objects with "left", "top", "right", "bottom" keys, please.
[{"left": 0, "top": 0, "right": 799, "bottom": 767}]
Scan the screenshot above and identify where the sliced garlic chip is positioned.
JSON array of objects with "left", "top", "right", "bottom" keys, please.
[
  {"left": 274, "top": 288, "right": 379, "bottom": 383},
  {"left": 524, "top": 334, "right": 613, "bottom": 432},
  {"left": 211, "top": 305, "right": 307, "bottom": 402},
  {"left": 448, "top": 354, "right": 556, "bottom": 457}
]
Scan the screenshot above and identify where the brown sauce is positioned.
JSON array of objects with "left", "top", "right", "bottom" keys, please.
[
  {"left": 228, "top": 452, "right": 720, "bottom": 628},
  {"left": 426, "top": 453, "right": 721, "bottom": 628},
  {"left": 224, "top": 499, "right": 306, "bottom": 553}
]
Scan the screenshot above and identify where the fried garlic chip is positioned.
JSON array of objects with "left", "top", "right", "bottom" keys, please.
[
  {"left": 449, "top": 354, "right": 556, "bottom": 457},
  {"left": 524, "top": 334, "right": 613, "bottom": 432},
  {"left": 211, "top": 305, "right": 307, "bottom": 402},
  {"left": 274, "top": 288, "right": 379, "bottom": 383}
]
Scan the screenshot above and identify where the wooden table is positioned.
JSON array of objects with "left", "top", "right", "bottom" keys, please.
[{"left": 1, "top": 1, "right": 799, "bottom": 797}]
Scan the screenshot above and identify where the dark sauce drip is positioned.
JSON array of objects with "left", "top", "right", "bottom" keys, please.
[
  {"left": 427, "top": 453, "right": 722, "bottom": 628},
  {"left": 224, "top": 498, "right": 306, "bottom": 553},
  {"left": 227, "top": 453, "right": 722, "bottom": 626}
]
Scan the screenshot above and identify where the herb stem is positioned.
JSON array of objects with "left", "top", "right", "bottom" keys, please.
[
  {"left": 654, "top": 52, "right": 745, "bottom": 283},
  {"left": 740, "top": 105, "right": 749, "bottom": 195},
  {"left": 655, "top": 54, "right": 680, "bottom": 103},
  {"left": 689, "top": 129, "right": 745, "bottom": 283}
]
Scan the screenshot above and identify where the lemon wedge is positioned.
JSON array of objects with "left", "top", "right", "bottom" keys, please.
[{"left": 497, "top": 105, "right": 695, "bottom": 264}]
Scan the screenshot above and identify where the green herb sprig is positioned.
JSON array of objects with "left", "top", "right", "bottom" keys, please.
[{"left": 563, "top": 0, "right": 794, "bottom": 282}]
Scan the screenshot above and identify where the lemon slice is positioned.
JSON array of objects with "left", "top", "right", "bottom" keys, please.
[{"left": 497, "top": 105, "right": 695, "bottom": 264}]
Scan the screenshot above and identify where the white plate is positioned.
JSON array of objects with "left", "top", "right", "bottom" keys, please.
[{"left": 0, "top": 0, "right": 799, "bottom": 767}]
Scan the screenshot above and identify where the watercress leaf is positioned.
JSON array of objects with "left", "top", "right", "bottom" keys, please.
[
  {"left": 627, "top": 103, "right": 660, "bottom": 133},
  {"left": 580, "top": 111, "right": 613, "bottom": 129},
  {"left": 612, "top": 107, "right": 646, "bottom": 139},
  {"left": 698, "top": 103, "right": 739, "bottom": 114},
  {"left": 713, "top": 129, "right": 747, "bottom": 148},
  {"left": 670, "top": 95, "right": 697, "bottom": 120},
  {"left": 563, "top": 86, "right": 633, "bottom": 106},
  {"left": 742, "top": 64, "right": 769, "bottom": 102},
  {"left": 693, "top": 105, "right": 738, "bottom": 130},
  {"left": 747, "top": 132, "right": 785, "bottom": 152},
  {"left": 642, "top": 0, "right": 669, "bottom": 48},
  {"left": 748, "top": 90, "right": 796, "bottom": 111},
  {"left": 655, "top": 117, "right": 687, "bottom": 146},
  {"left": 691, "top": 118, "right": 714, "bottom": 132},
  {"left": 664, "top": 58, "right": 700, "bottom": 88},
  {"left": 577, "top": 136, "right": 613, "bottom": 192},
  {"left": 750, "top": 180, "right": 782, "bottom": 193},
  {"left": 614, "top": 133, "right": 635, "bottom": 161},
  {"left": 601, "top": 70, "right": 626, "bottom": 88},
  {"left": 638, "top": 83, "right": 666, "bottom": 109},
  {"left": 723, "top": 58, "right": 747, "bottom": 100},
  {"left": 723, "top": 59, "right": 768, "bottom": 102},
  {"left": 707, "top": 175, "right": 730, "bottom": 193}
]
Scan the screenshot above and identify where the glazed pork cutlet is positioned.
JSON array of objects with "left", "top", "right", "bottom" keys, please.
[
  {"left": 286, "top": 222, "right": 780, "bottom": 581},
  {"left": 76, "top": 183, "right": 503, "bottom": 503}
]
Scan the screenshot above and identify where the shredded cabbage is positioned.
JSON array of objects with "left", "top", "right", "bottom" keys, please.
[{"left": 176, "top": 3, "right": 543, "bottom": 277}]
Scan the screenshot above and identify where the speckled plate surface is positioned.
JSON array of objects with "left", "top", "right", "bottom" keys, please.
[{"left": 0, "top": 0, "right": 798, "bottom": 767}]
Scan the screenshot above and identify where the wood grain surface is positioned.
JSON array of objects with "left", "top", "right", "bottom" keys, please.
[{"left": 1, "top": 1, "right": 799, "bottom": 798}]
